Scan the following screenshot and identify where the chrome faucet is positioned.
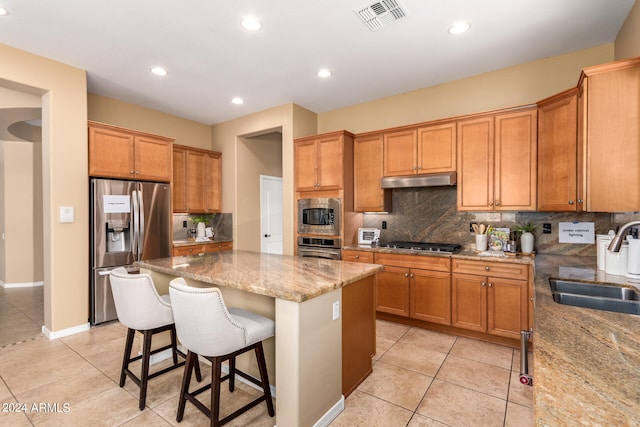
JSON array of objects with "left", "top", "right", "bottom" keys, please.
[{"left": 608, "top": 221, "right": 640, "bottom": 252}]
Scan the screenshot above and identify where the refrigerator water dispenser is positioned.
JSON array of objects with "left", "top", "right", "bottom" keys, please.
[{"left": 106, "top": 220, "right": 130, "bottom": 253}]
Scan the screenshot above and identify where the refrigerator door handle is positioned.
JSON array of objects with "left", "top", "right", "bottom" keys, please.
[
  {"left": 137, "top": 184, "right": 145, "bottom": 261},
  {"left": 131, "top": 189, "right": 140, "bottom": 261}
]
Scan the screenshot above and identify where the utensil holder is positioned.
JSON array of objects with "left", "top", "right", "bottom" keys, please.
[{"left": 475, "top": 234, "right": 487, "bottom": 252}]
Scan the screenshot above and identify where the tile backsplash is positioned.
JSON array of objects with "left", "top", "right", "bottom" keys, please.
[
  {"left": 362, "top": 186, "right": 639, "bottom": 256},
  {"left": 172, "top": 213, "right": 233, "bottom": 242}
]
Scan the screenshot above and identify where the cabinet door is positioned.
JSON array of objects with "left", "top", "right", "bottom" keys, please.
[
  {"left": 586, "top": 65, "right": 640, "bottom": 212},
  {"left": 457, "top": 116, "right": 494, "bottom": 211},
  {"left": 205, "top": 152, "right": 222, "bottom": 213},
  {"left": 410, "top": 269, "right": 451, "bottom": 325},
  {"left": 417, "top": 123, "right": 456, "bottom": 173},
  {"left": 354, "top": 134, "right": 390, "bottom": 212},
  {"left": 376, "top": 266, "right": 410, "bottom": 317},
  {"left": 317, "top": 134, "right": 344, "bottom": 189},
  {"left": 494, "top": 109, "right": 537, "bottom": 210},
  {"left": 89, "top": 125, "right": 135, "bottom": 179},
  {"left": 173, "top": 245, "right": 206, "bottom": 256},
  {"left": 134, "top": 135, "right": 172, "bottom": 182},
  {"left": 487, "top": 277, "right": 528, "bottom": 340},
  {"left": 383, "top": 129, "right": 417, "bottom": 177},
  {"left": 451, "top": 273, "right": 486, "bottom": 332},
  {"left": 172, "top": 146, "right": 188, "bottom": 212},
  {"left": 537, "top": 90, "right": 579, "bottom": 211},
  {"left": 186, "top": 150, "right": 206, "bottom": 213},
  {"left": 294, "top": 139, "right": 318, "bottom": 191}
]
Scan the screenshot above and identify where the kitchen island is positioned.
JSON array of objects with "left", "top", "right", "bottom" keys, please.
[
  {"left": 533, "top": 254, "right": 640, "bottom": 426},
  {"left": 136, "top": 250, "right": 382, "bottom": 427}
]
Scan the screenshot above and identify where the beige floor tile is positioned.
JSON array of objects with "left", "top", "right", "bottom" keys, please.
[
  {"left": 508, "top": 370, "right": 533, "bottom": 408},
  {"left": 358, "top": 361, "right": 433, "bottom": 411},
  {"left": 417, "top": 379, "right": 506, "bottom": 427},
  {"left": 0, "top": 396, "right": 32, "bottom": 427},
  {"left": 0, "top": 379, "right": 12, "bottom": 400},
  {"left": 398, "top": 328, "right": 456, "bottom": 354},
  {"left": 376, "top": 319, "right": 410, "bottom": 341},
  {"left": 380, "top": 341, "right": 447, "bottom": 377},
  {"left": 450, "top": 337, "right": 514, "bottom": 369},
  {"left": 119, "top": 409, "right": 173, "bottom": 426},
  {"left": 505, "top": 402, "right": 534, "bottom": 427},
  {"left": 374, "top": 336, "right": 396, "bottom": 360},
  {"left": 330, "top": 390, "right": 413, "bottom": 427},
  {"left": 436, "top": 354, "right": 510, "bottom": 400},
  {"left": 407, "top": 413, "right": 450, "bottom": 426}
]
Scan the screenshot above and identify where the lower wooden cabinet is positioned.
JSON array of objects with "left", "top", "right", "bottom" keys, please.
[
  {"left": 411, "top": 269, "right": 451, "bottom": 325},
  {"left": 173, "top": 241, "right": 233, "bottom": 256},
  {"left": 451, "top": 259, "right": 528, "bottom": 340}
]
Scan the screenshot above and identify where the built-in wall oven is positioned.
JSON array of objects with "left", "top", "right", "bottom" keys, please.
[
  {"left": 297, "top": 236, "right": 341, "bottom": 260},
  {"left": 297, "top": 198, "right": 340, "bottom": 235}
]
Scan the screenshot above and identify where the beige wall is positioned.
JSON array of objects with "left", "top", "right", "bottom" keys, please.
[
  {"left": 236, "top": 132, "right": 283, "bottom": 252},
  {"left": 318, "top": 44, "right": 614, "bottom": 134},
  {"left": 88, "top": 93, "right": 212, "bottom": 149},
  {"left": 616, "top": 0, "right": 640, "bottom": 60},
  {"left": 0, "top": 42, "right": 87, "bottom": 333},
  {"left": 211, "top": 103, "right": 317, "bottom": 255}
]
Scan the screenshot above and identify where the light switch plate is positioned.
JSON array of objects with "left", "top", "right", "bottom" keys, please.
[
  {"left": 332, "top": 301, "right": 340, "bottom": 320},
  {"left": 59, "top": 206, "right": 75, "bottom": 223}
]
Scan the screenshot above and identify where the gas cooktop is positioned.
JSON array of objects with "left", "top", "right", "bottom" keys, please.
[{"left": 378, "top": 241, "right": 461, "bottom": 254}]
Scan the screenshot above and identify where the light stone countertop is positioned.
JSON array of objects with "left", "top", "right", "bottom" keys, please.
[
  {"left": 533, "top": 254, "right": 640, "bottom": 426},
  {"left": 136, "top": 250, "right": 382, "bottom": 303}
]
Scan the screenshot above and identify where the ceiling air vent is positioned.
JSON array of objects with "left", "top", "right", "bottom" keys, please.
[{"left": 355, "top": 0, "right": 407, "bottom": 31}]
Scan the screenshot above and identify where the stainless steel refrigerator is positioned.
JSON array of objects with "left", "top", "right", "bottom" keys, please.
[{"left": 90, "top": 178, "right": 171, "bottom": 324}]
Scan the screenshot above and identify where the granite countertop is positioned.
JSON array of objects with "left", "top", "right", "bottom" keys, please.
[
  {"left": 173, "top": 239, "right": 232, "bottom": 247},
  {"left": 136, "top": 250, "right": 382, "bottom": 303},
  {"left": 533, "top": 254, "right": 640, "bottom": 426}
]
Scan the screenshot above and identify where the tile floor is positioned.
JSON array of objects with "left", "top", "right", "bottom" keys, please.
[{"left": 0, "top": 286, "right": 533, "bottom": 426}]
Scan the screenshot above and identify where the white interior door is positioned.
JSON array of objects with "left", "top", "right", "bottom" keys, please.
[{"left": 260, "top": 175, "right": 283, "bottom": 254}]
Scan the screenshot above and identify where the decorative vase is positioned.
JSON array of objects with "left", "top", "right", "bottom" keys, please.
[
  {"left": 197, "top": 222, "right": 206, "bottom": 238},
  {"left": 521, "top": 232, "right": 534, "bottom": 254}
]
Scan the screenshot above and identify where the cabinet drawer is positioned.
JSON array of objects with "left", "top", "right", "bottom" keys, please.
[
  {"left": 342, "top": 250, "right": 374, "bottom": 263},
  {"left": 374, "top": 253, "right": 450, "bottom": 272},
  {"left": 173, "top": 244, "right": 206, "bottom": 256},
  {"left": 452, "top": 259, "right": 528, "bottom": 280},
  {"left": 205, "top": 241, "right": 233, "bottom": 252}
]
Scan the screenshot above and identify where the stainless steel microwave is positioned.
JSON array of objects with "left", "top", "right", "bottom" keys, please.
[{"left": 297, "top": 198, "right": 341, "bottom": 235}]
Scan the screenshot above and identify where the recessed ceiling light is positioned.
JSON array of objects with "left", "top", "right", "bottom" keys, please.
[
  {"left": 150, "top": 66, "right": 168, "bottom": 76},
  {"left": 317, "top": 69, "right": 332, "bottom": 78},
  {"left": 448, "top": 21, "right": 470, "bottom": 35},
  {"left": 241, "top": 17, "right": 262, "bottom": 31},
  {"left": 0, "top": 7, "right": 9, "bottom": 16},
  {"left": 231, "top": 97, "right": 244, "bottom": 105}
]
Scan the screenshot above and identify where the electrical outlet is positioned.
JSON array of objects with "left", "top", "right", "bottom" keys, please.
[
  {"left": 470, "top": 222, "right": 477, "bottom": 232},
  {"left": 332, "top": 301, "right": 340, "bottom": 320},
  {"left": 382, "top": 221, "right": 387, "bottom": 230},
  {"left": 543, "top": 223, "right": 552, "bottom": 234},
  {"left": 183, "top": 220, "right": 188, "bottom": 228}
]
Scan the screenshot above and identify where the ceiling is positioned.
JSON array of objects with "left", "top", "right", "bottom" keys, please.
[{"left": 0, "top": 0, "right": 635, "bottom": 125}]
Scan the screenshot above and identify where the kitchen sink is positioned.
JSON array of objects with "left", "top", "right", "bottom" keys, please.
[{"left": 549, "top": 278, "right": 640, "bottom": 315}]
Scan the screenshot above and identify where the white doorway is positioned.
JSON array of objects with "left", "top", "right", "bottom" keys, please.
[{"left": 260, "top": 175, "right": 283, "bottom": 254}]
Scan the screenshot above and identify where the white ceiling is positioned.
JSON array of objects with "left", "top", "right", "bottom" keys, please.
[{"left": 0, "top": 0, "right": 635, "bottom": 125}]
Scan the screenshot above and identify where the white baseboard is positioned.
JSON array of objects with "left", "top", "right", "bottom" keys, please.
[
  {"left": 1, "top": 280, "right": 44, "bottom": 288},
  {"left": 42, "top": 322, "right": 90, "bottom": 339},
  {"left": 313, "top": 396, "right": 345, "bottom": 427}
]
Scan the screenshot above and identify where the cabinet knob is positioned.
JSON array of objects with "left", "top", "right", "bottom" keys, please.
[
  {"left": 135, "top": 171, "right": 140, "bottom": 174},
  {"left": 485, "top": 266, "right": 490, "bottom": 271},
  {"left": 495, "top": 201, "right": 501, "bottom": 206},
  {"left": 481, "top": 282, "right": 487, "bottom": 287},
  {"left": 410, "top": 273, "right": 414, "bottom": 278},
  {"left": 568, "top": 200, "right": 574, "bottom": 205},
  {"left": 355, "top": 255, "right": 360, "bottom": 259},
  {"left": 488, "top": 282, "right": 493, "bottom": 287},
  {"left": 379, "top": 204, "right": 383, "bottom": 207},
  {"left": 578, "top": 199, "right": 583, "bottom": 203},
  {"left": 489, "top": 200, "right": 494, "bottom": 207},
  {"left": 405, "top": 273, "right": 410, "bottom": 277},
  {"left": 130, "top": 171, "right": 135, "bottom": 174},
  {"left": 412, "top": 166, "right": 417, "bottom": 170}
]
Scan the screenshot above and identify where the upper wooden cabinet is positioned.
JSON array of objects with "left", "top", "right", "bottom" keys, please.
[
  {"left": 172, "top": 144, "right": 222, "bottom": 213},
  {"left": 354, "top": 133, "right": 391, "bottom": 212},
  {"left": 294, "top": 131, "right": 354, "bottom": 192},
  {"left": 457, "top": 107, "right": 537, "bottom": 211},
  {"left": 88, "top": 121, "right": 173, "bottom": 182},
  {"left": 382, "top": 123, "right": 456, "bottom": 177},
  {"left": 581, "top": 57, "right": 640, "bottom": 212},
  {"left": 537, "top": 88, "right": 581, "bottom": 211}
]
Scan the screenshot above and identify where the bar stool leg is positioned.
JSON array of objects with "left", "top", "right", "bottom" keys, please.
[
  {"left": 170, "top": 326, "right": 179, "bottom": 365},
  {"left": 211, "top": 357, "right": 222, "bottom": 427},
  {"left": 228, "top": 356, "right": 236, "bottom": 392},
  {"left": 176, "top": 351, "right": 196, "bottom": 422},
  {"left": 255, "top": 342, "right": 274, "bottom": 416},
  {"left": 139, "top": 330, "right": 153, "bottom": 410},
  {"left": 120, "top": 328, "right": 135, "bottom": 387}
]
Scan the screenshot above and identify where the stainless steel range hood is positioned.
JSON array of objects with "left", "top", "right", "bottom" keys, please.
[{"left": 380, "top": 172, "right": 457, "bottom": 189}]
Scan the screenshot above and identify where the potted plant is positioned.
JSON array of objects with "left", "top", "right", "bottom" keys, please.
[{"left": 515, "top": 222, "right": 536, "bottom": 254}]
